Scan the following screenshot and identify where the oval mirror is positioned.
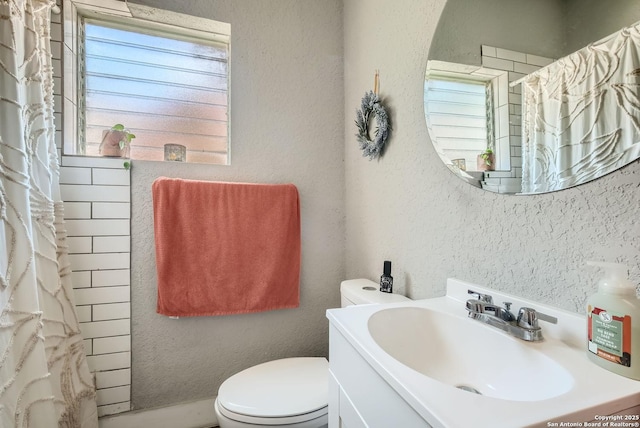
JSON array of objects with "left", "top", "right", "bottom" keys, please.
[{"left": 425, "top": 0, "right": 640, "bottom": 194}]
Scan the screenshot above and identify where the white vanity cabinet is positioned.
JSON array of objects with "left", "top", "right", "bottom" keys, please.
[{"left": 328, "top": 324, "right": 431, "bottom": 428}]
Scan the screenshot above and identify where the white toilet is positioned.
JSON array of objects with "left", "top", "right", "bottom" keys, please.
[{"left": 214, "top": 279, "right": 409, "bottom": 427}]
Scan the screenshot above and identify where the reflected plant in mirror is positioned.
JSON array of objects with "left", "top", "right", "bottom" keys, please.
[{"left": 424, "top": 0, "right": 640, "bottom": 195}]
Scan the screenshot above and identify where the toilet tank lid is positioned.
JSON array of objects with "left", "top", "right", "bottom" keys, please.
[
  {"left": 217, "top": 357, "right": 328, "bottom": 418},
  {"left": 341, "top": 278, "right": 409, "bottom": 305}
]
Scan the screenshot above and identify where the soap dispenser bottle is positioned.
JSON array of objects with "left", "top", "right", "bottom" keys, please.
[
  {"left": 380, "top": 261, "right": 393, "bottom": 293},
  {"left": 586, "top": 261, "right": 640, "bottom": 380}
]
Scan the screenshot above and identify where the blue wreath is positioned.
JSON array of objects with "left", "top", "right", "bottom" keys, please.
[{"left": 355, "top": 91, "right": 390, "bottom": 160}]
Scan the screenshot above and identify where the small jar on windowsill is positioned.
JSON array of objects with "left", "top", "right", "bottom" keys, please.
[{"left": 164, "top": 144, "right": 186, "bottom": 162}]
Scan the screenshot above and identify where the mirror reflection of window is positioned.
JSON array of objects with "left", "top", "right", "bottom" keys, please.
[{"left": 424, "top": 77, "right": 490, "bottom": 171}]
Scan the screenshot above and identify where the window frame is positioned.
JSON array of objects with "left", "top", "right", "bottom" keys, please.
[
  {"left": 63, "top": 0, "right": 231, "bottom": 164},
  {"left": 424, "top": 60, "right": 511, "bottom": 172},
  {"left": 424, "top": 75, "right": 492, "bottom": 171}
]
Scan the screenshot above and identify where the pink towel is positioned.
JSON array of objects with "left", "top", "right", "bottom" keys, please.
[{"left": 152, "top": 177, "right": 300, "bottom": 317}]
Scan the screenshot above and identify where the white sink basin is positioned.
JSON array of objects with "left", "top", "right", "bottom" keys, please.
[
  {"left": 368, "top": 306, "right": 574, "bottom": 401},
  {"left": 327, "top": 278, "right": 640, "bottom": 427}
]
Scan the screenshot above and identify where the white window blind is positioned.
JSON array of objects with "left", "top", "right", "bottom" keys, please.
[
  {"left": 81, "top": 19, "right": 229, "bottom": 164},
  {"left": 424, "top": 78, "right": 490, "bottom": 171}
]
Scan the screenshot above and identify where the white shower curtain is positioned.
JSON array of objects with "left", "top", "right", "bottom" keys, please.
[
  {"left": 521, "top": 21, "right": 640, "bottom": 194},
  {"left": 0, "top": 1, "right": 98, "bottom": 427}
]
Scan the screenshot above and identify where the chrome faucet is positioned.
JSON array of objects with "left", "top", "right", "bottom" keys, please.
[{"left": 465, "top": 290, "right": 557, "bottom": 342}]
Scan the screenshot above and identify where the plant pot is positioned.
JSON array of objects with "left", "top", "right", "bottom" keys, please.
[
  {"left": 99, "top": 130, "right": 130, "bottom": 158},
  {"left": 477, "top": 153, "right": 495, "bottom": 171}
]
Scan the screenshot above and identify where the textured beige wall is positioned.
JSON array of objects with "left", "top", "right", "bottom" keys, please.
[
  {"left": 429, "top": 0, "right": 565, "bottom": 65},
  {"left": 343, "top": 0, "right": 640, "bottom": 311},
  {"left": 429, "top": 0, "right": 640, "bottom": 67},
  {"left": 128, "top": 0, "right": 344, "bottom": 410},
  {"left": 564, "top": 0, "right": 640, "bottom": 53}
]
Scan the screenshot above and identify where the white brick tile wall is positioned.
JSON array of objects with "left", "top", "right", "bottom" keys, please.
[
  {"left": 93, "top": 302, "right": 130, "bottom": 321},
  {"left": 68, "top": 253, "right": 130, "bottom": 271},
  {"left": 52, "top": 58, "right": 61, "bottom": 78},
  {"left": 76, "top": 305, "right": 92, "bottom": 323},
  {"left": 61, "top": 156, "right": 126, "bottom": 169},
  {"left": 92, "top": 269, "right": 130, "bottom": 287},
  {"left": 93, "top": 236, "right": 130, "bottom": 253},
  {"left": 92, "top": 202, "right": 130, "bottom": 219},
  {"left": 93, "top": 335, "right": 131, "bottom": 355},
  {"left": 68, "top": 236, "right": 92, "bottom": 254},
  {"left": 512, "top": 104, "right": 522, "bottom": 116},
  {"left": 66, "top": 219, "right": 130, "bottom": 236},
  {"left": 95, "top": 369, "right": 131, "bottom": 389},
  {"left": 514, "top": 62, "right": 541, "bottom": 75},
  {"left": 482, "top": 56, "right": 514, "bottom": 71},
  {"left": 71, "top": 271, "right": 91, "bottom": 289},
  {"left": 97, "top": 402, "right": 131, "bottom": 418},
  {"left": 51, "top": 40, "right": 62, "bottom": 60},
  {"left": 80, "top": 319, "right": 130, "bottom": 339},
  {"left": 97, "top": 386, "right": 131, "bottom": 406},
  {"left": 61, "top": 185, "right": 130, "bottom": 202},
  {"left": 63, "top": 202, "right": 91, "bottom": 219},
  {"left": 56, "top": 4, "right": 132, "bottom": 410},
  {"left": 511, "top": 144, "right": 522, "bottom": 158},
  {"left": 60, "top": 166, "right": 91, "bottom": 184},
  {"left": 481, "top": 44, "right": 555, "bottom": 192},
  {"left": 481, "top": 45, "right": 497, "bottom": 57},
  {"left": 74, "top": 286, "right": 130, "bottom": 306},
  {"left": 495, "top": 47, "right": 526, "bottom": 63},
  {"left": 86, "top": 352, "right": 131, "bottom": 372},
  {"left": 51, "top": 20, "right": 62, "bottom": 40},
  {"left": 526, "top": 53, "right": 554, "bottom": 67},
  {"left": 61, "top": 159, "right": 131, "bottom": 414},
  {"left": 93, "top": 168, "right": 130, "bottom": 186}
]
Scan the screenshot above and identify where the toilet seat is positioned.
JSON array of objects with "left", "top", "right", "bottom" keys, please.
[
  {"left": 215, "top": 357, "right": 328, "bottom": 426},
  {"left": 216, "top": 398, "right": 327, "bottom": 426}
]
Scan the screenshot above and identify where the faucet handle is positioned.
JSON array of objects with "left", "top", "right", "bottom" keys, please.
[
  {"left": 517, "top": 307, "right": 558, "bottom": 329},
  {"left": 467, "top": 289, "right": 493, "bottom": 303}
]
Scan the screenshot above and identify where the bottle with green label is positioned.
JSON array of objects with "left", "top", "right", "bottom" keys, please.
[{"left": 586, "top": 261, "right": 640, "bottom": 380}]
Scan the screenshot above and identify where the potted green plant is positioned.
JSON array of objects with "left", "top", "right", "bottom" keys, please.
[
  {"left": 477, "top": 148, "right": 495, "bottom": 171},
  {"left": 99, "top": 124, "right": 136, "bottom": 158}
]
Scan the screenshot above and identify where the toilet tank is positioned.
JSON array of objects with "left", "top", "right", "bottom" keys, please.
[{"left": 340, "top": 279, "right": 410, "bottom": 308}]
